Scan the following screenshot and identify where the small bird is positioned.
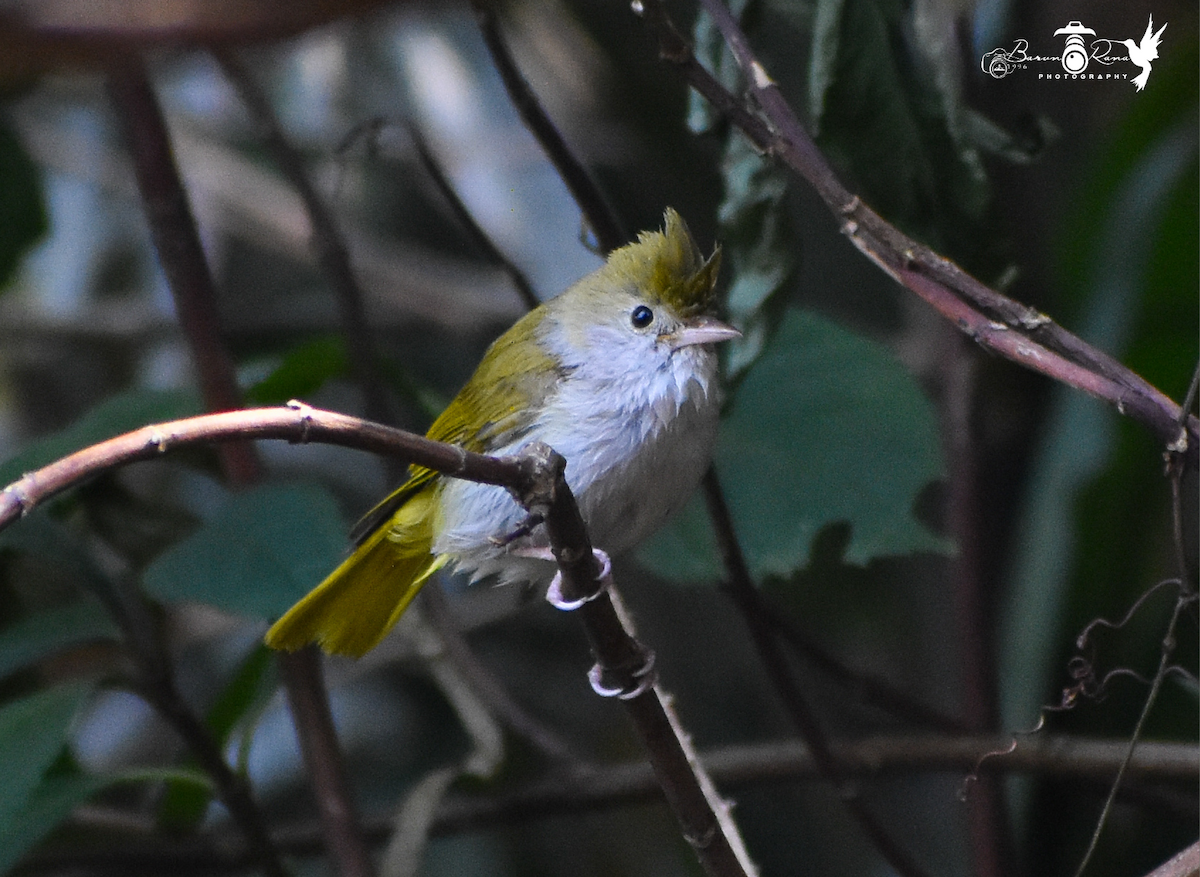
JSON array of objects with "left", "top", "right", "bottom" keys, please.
[
  {"left": 266, "top": 209, "right": 739, "bottom": 657},
  {"left": 1122, "top": 16, "right": 1166, "bottom": 91}
]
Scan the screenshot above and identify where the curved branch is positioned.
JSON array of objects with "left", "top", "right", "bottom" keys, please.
[
  {"left": 637, "top": 0, "right": 1198, "bottom": 463},
  {"left": 0, "top": 406, "right": 755, "bottom": 877}
]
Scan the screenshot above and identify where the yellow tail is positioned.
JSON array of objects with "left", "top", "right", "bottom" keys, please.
[{"left": 265, "top": 487, "right": 446, "bottom": 658}]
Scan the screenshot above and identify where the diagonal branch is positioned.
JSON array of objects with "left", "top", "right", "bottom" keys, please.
[
  {"left": 0, "top": 406, "right": 757, "bottom": 877},
  {"left": 636, "top": 0, "right": 1197, "bottom": 463}
]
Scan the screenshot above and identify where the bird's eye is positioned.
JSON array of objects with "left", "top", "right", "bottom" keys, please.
[{"left": 630, "top": 305, "right": 654, "bottom": 329}]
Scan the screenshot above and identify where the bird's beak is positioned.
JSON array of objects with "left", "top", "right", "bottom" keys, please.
[{"left": 666, "top": 315, "right": 742, "bottom": 350}]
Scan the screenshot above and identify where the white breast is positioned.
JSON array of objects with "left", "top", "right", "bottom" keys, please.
[{"left": 433, "top": 337, "right": 721, "bottom": 585}]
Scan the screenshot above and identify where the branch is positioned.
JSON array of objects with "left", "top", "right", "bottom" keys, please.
[
  {"left": 109, "top": 61, "right": 373, "bottom": 877},
  {"left": 0, "top": 408, "right": 756, "bottom": 877},
  {"left": 636, "top": 0, "right": 1198, "bottom": 464},
  {"left": 214, "top": 49, "right": 395, "bottom": 430},
  {"left": 471, "top": 0, "right": 625, "bottom": 253},
  {"left": 20, "top": 734, "right": 1198, "bottom": 875},
  {"left": 702, "top": 470, "right": 932, "bottom": 877},
  {"left": 106, "top": 59, "right": 288, "bottom": 877}
]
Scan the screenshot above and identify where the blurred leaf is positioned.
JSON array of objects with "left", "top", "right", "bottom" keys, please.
[
  {"left": 158, "top": 643, "right": 274, "bottom": 832},
  {"left": 0, "top": 761, "right": 210, "bottom": 877},
  {"left": 0, "top": 683, "right": 92, "bottom": 873},
  {"left": 142, "top": 482, "right": 347, "bottom": 620},
  {"left": 807, "top": 0, "right": 1028, "bottom": 270},
  {"left": 999, "top": 56, "right": 1198, "bottom": 731},
  {"left": 717, "top": 135, "right": 799, "bottom": 379},
  {"left": 687, "top": 0, "right": 753, "bottom": 133},
  {"left": 641, "top": 308, "right": 947, "bottom": 581},
  {"left": 0, "top": 389, "right": 201, "bottom": 490},
  {"left": 0, "top": 772, "right": 110, "bottom": 876},
  {"left": 0, "top": 600, "right": 118, "bottom": 684},
  {"left": 0, "top": 119, "right": 47, "bottom": 291},
  {"left": 244, "top": 336, "right": 349, "bottom": 406}
]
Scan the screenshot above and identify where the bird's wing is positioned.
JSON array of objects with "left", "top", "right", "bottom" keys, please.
[{"left": 349, "top": 307, "right": 561, "bottom": 545}]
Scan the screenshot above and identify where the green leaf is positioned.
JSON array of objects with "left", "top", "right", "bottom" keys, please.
[
  {"left": 717, "top": 135, "right": 798, "bottom": 380},
  {"left": 641, "top": 309, "right": 948, "bottom": 581},
  {"left": 0, "top": 601, "right": 119, "bottom": 684},
  {"left": 0, "top": 683, "right": 93, "bottom": 872},
  {"left": 0, "top": 773, "right": 109, "bottom": 876},
  {"left": 244, "top": 336, "right": 349, "bottom": 406},
  {"left": 142, "top": 482, "right": 347, "bottom": 620},
  {"left": 0, "top": 389, "right": 201, "bottom": 490},
  {"left": 687, "top": 0, "right": 753, "bottom": 134},
  {"left": 158, "top": 644, "right": 275, "bottom": 832},
  {"left": 0, "top": 120, "right": 47, "bottom": 291}
]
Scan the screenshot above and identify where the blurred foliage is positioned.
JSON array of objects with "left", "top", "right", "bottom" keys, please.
[{"left": 0, "top": 0, "right": 1194, "bottom": 875}]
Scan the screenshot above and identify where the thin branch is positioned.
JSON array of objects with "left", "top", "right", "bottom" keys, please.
[
  {"left": 471, "top": 0, "right": 625, "bottom": 253},
  {"left": 0, "top": 404, "right": 521, "bottom": 530},
  {"left": 635, "top": 0, "right": 1198, "bottom": 463},
  {"left": 278, "top": 647, "right": 376, "bottom": 877},
  {"left": 109, "top": 61, "right": 372, "bottom": 877},
  {"left": 0, "top": 407, "right": 757, "bottom": 877},
  {"left": 420, "top": 584, "right": 591, "bottom": 767},
  {"left": 21, "top": 734, "right": 1198, "bottom": 875},
  {"left": 407, "top": 125, "right": 541, "bottom": 311},
  {"left": 515, "top": 443, "right": 756, "bottom": 877},
  {"left": 701, "top": 470, "right": 933, "bottom": 877},
  {"left": 214, "top": 49, "right": 394, "bottom": 430},
  {"left": 1072, "top": 586, "right": 1194, "bottom": 877},
  {"left": 107, "top": 61, "right": 260, "bottom": 485}
]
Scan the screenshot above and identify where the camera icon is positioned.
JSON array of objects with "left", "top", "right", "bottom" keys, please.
[{"left": 1053, "top": 21, "right": 1096, "bottom": 74}]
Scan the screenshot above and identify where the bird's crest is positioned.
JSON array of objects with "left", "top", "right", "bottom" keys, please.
[{"left": 606, "top": 208, "right": 722, "bottom": 317}]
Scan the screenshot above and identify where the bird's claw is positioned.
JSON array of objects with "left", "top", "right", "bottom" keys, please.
[{"left": 545, "top": 549, "right": 612, "bottom": 611}]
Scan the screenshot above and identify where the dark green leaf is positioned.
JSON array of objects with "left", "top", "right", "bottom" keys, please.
[
  {"left": 0, "top": 684, "right": 92, "bottom": 839},
  {"left": 244, "top": 336, "right": 349, "bottom": 406},
  {"left": 717, "top": 135, "right": 798, "bottom": 379},
  {"left": 0, "top": 773, "right": 110, "bottom": 876},
  {"left": 641, "top": 309, "right": 948, "bottom": 581},
  {"left": 142, "top": 482, "right": 347, "bottom": 620},
  {"left": 0, "top": 601, "right": 119, "bottom": 684},
  {"left": 0, "top": 389, "right": 201, "bottom": 490},
  {"left": 0, "top": 120, "right": 47, "bottom": 291}
]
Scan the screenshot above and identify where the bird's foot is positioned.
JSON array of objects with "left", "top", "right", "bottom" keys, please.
[
  {"left": 489, "top": 511, "right": 545, "bottom": 547},
  {"left": 544, "top": 549, "right": 612, "bottom": 611}
]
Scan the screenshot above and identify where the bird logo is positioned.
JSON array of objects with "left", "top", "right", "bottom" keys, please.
[{"left": 1121, "top": 16, "right": 1167, "bottom": 91}]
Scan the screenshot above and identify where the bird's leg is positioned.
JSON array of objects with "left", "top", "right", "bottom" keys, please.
[
  {"left": 544, "top": 549, "right": 612, "bottom": 611},
  {"left": 489, "top": 511, "right": 545, "bottom": 547}
]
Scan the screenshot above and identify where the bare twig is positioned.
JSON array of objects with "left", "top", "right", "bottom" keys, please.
[
  {"left": 635, "top": 0, "right": 1198, "bottom": 462},
  {"left": 109, "top": 61, "right": 372, "bottom": 877},
  {"left": 701, "top": 469, "right": 932, "bottom": 877},
  {"left": 420, "top": 584, "right": 590, "bottom": 767},
  {"left": 20, "top": 733, "right": 1197, "bottom": 876},
  {"left": 516, "top": 443, "right": 756, "bottom": 877},
  {"left": 215, "top": 49, "right": 394, "bottom": 430},
  {"left": 471, "top": 0, "right": 625, "bottom": 253},
  {"left": 107, "top": 58, "right": 286, "bottom": 877},
  {"left": 0, "top": 406, "right": 757, "bottom": 877},
  {"left": 407, "top": 125, "right": 542, "bottom": 311},
  {"left": 279, "top": 647, "right": 376, "bottom": 877},
  {"left": 1071, "top": 586, "right": 1194, "bottom": 877}
]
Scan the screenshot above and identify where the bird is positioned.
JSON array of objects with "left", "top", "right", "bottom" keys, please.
[
  {"left": 265, "top": 209, "right": 740, "bottom": 657},
  {"left": 1122, "top": 16, "right": 1166, "bottom": 91}
]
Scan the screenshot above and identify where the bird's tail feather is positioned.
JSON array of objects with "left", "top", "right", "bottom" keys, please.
[{"left": 265, "top": 488, "right": 446, "bottom": 657}]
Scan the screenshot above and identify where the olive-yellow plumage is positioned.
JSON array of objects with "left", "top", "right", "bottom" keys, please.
[{"left": 265, "top": 209, "right": 738, "bottom": 657}]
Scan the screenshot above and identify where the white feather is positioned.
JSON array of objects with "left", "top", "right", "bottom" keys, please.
[{"left": 433, "top": 304, "right": 722, "bottom": 586}]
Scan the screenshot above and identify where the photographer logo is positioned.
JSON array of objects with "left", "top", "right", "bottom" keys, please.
[{"left": 981, "top": 15, "right": 1166, "bottom": 90}]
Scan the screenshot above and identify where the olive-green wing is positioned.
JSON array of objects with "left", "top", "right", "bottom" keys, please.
[{"left": 350, "top": 306, "right": 561, "bottom": 545}]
